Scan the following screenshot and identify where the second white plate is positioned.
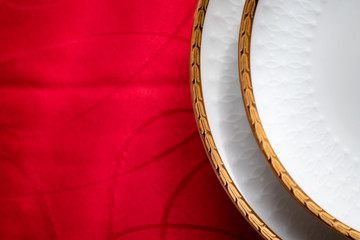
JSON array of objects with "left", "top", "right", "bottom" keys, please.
[{"left": 240, "top": 0, "right": 360, "bottom": 237}]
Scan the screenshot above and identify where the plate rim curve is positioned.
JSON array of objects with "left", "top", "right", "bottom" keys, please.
[
  {"left": 189, "top": 0, "right": 280, "bottom": 239},
  {"left": 237, "top": 0, "right": 360, "bottom": 239}
]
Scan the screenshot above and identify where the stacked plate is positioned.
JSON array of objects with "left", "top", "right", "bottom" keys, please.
[{"left": 190, "top": 0, "right": 360, "bottom": 239}]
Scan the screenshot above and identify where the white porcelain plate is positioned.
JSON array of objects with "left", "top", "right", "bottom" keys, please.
[
  {"left": 192, "top": 0, "right": 342, "bottom": 239},
  {"left": 244, "top": 0, "right": 360, "bottom": 237}
]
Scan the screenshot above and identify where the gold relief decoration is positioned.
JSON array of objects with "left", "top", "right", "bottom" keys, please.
[
  {"left": 190, "top": 0, "right": 279, "bottom": 239},
  {"left": 238, "top": 0, "right": 360, "bottom": 239}
]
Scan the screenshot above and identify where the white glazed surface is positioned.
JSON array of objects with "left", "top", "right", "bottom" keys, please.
[
  {"left": 200, "top": 0, "right": 342, "bottom": 239},
  {"left": 251, "top": 0, "right": 360, "bottom": 231}
]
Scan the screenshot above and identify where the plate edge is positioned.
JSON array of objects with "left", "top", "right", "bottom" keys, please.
[
  {"left": 238, "top": 0, "right": 360, "bottom": 239},
  {"left": 189, "top": 0, "right": 280, "bottom": 239}
]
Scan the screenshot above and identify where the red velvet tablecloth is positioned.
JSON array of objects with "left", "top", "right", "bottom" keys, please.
[{"left": 0, "top": 0, "right": 262, "bottom": 239}]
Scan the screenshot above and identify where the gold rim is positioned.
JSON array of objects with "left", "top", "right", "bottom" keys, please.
[
  {"left": 238, "top": 0, "right": 360, "bottom": 239},
  {"left": 190, "top": 0, "right": 280, "bottom": 239}
]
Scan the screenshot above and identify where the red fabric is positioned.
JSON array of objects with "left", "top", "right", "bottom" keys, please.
[{"left": 0, "top": 0, "right": 262, "bottom": 239}]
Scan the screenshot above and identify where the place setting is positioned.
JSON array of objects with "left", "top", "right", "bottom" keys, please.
[{"left": 190, "top": 0, "right": 360, "bottom": 239}]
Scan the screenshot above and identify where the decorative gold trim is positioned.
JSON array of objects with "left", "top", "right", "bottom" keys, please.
[
  {"left": 238, "top": 0, "right": 360, "bottom": 239},
  {"left": 190, "top": 1, "right": 279, "bottom": 239}
]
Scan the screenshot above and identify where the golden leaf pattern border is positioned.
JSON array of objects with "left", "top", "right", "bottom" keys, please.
[
  {"left": 238, "top": 0, "right": 360, "bottom": 239},
  {"left": 190, "top": 0, "right": 279, "bottom": 239}
]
